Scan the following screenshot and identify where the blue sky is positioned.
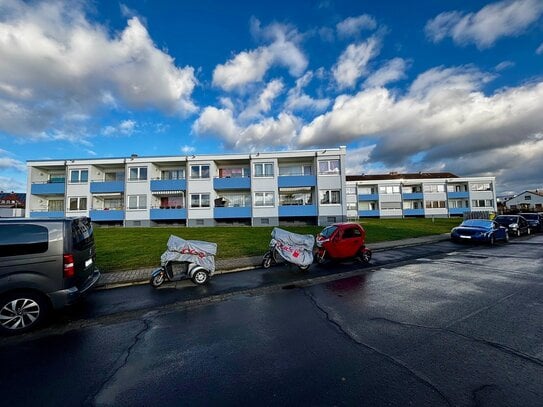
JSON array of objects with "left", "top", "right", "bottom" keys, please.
[{"left": 1, "top": 0, "right": 542, "bottom": 195}]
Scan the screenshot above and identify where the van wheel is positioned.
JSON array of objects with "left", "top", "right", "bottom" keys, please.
[{"left": 0, "top": 291, "right": 49, "bottom": 335}]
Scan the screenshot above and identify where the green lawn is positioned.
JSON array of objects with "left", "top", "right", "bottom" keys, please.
[{"left": 94, "top": 218, "right": 460, "bottom": 272}]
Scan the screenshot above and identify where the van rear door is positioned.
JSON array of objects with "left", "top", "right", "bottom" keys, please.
[{"left": 68, "top": 217, "right": 97, "bottom": 288}]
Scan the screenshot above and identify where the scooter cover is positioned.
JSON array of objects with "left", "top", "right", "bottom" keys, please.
[
  {"left": 160, "top": 235, "right": 217, "bottom": 274},
  {"left": 270, "top": 227, "right": 315, "bottom": 267}
]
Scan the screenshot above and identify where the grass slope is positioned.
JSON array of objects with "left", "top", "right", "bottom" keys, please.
[{"left": 94, "top": 218, "right": 459, "bottom": 272}]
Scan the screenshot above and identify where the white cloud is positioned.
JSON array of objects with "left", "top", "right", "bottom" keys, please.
[
  {"left": 332, "top": 37, "right": 381, "bottom": 89},
  {"left": 425, "top": 0, "right": 543, "bottom": 49},
  {"left": 0, "top": 176, "right": 26, "bottom": 192},
  {"left": 345, "top": 144, "right": 375, "bottom": 175},
  {"left": 0, "top": 157, "right": 26, "bottom": 172},
  {"left": 364, "top": 58, "right": 408, "bottom": 88},
  {"left": 239, "top": 79, "right": 285, "bottom": 120},
  {"left": 212, "top": 19, "right": 307, "bottom": 91},
  {"left": 181, "top": 145, "right": 195, "bottom": 154},
  {"left": 285, "top": 72, "right": 330, "bottom": 112},
  {"left": 102, "top": 120, "right": 136, "bottom": 136},
  {"left": 536, "top": 43, "right": 543, "bottom": 55},
  {"left": 336, "top": 15, "right": 377, "bottom": 38},
  {"left": 495, "top": 60, "right": 515, "bottom": 71},
  {"left": 0, "top": 0, "right": 197, "bottom": 139},
  {"left": 192, "top": 107, "right": 240, "bottom": 146},
  {"left": 299, "top": 66, "right": 543, "bottom": 176}
]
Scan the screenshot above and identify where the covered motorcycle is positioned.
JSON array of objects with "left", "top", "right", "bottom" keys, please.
[
  {"left": 150, "top": 235, "right": 217, "bottom": 287},
  {"left": 262, "top": 227, "right": 315, "bottom": 271}
]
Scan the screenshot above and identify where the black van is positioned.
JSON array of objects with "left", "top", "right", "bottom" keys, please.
[{"left": 0, "top": 217, "right": 101, "bottom": 334}]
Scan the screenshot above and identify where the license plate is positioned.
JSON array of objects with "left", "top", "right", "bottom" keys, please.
[
  {"left": 85, "top": 258, "right": 93, "bottom": 267},
  {"left": 460, "top": 235, "right": 471, "bottom": 239}
]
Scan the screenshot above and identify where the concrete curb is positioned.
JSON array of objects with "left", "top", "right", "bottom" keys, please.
[{"left": 95, "top": 233, "right": 451, "bottom": 289}]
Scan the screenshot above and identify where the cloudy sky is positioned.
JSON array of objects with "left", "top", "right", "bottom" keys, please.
[{"left": 1, "top": 0, "right": 542, "bottom": 195}]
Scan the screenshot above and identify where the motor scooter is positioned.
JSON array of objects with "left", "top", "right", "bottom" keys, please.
[
  {"left": 262, "top": 227, "right": 314, "bottom": 271},
  {"left": 150, "top": 235, "right": 217, "bottom": 287},
  {"left": 315, "top": 223, "right": 372, "bottom": 264}
]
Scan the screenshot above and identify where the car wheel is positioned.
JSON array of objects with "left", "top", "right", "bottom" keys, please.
[
  {"left": 315, "top": 250, "right": 326, "bottom": 264},
  {"left": 358, "top": 248, "right": 372, "bottom": 263},
  {"left": 517, "top": 230, "right": 521, "bottom": 237},
  {"left": 527, "top": 228, "right": 531, "bottom": 235},
  {"left": 0, "top": 291, "right": 50, "bottom": 335},
  {"left": 489, "top": 235, "right": 495, "bottom": 246},
  {"left": 191, "top": 269, "right": 209, "bottom": 285},
  {"left": 504, "top": 232, "right": 509, "bottom": 243}
]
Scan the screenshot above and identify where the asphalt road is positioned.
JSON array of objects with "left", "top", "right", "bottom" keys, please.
[{"left": 1, "top": 234, "right": 542, "bottom": 406}]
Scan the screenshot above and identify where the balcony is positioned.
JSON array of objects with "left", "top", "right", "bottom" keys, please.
[
  {"left": 213, "top": 177, "right": 251, "bottom": 190},
  {"left": 90, "top": 181, "right": 124, "bottom": 194},
  {"left": 358, "top": 194, "right": 379, "bottom": 201},
  {"left": 29, "top": 211, "right": 64, "bottom": 218},
  {"left": 402, "top": 192, "right": 424, "bottom": 200},
  {"left": 278, "top": 204, "right": 317, "bottom": 217},
  {"left": 31, "top": 182, "right": 65, "bottom": 195},
  {"left": 277, "top": 175, "right": 316, "bottom": 188},
  {"left": 214, "top": 206, "right": 252, "bottom": 219},
  {"left": 448, "top": 191, "right": 469, "bottom": 199},
  {"left": 449, "top": 207, "right": 470, "bottom": 215},
  {"left": 150, "top": 208, "right": 187, "bottom": 220},
  {"left": 359, "top": 210, "right": 380, "bottom": 217},
  {"left": 403, "top": 209, "right": 424, "bottom": 216},
  {"left": 150, "top": 179, "right": 186, "bottom": 192},
  {"left": 90, "top": 209, "right": 125, "bottom": 221}
]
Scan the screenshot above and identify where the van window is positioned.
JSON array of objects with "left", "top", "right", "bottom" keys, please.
[
  {"left": 71, "top": 218, "right": 94, "bottom": 251},
  {"left": 0, "top": 224, "right": 48, "bottom": 257}
]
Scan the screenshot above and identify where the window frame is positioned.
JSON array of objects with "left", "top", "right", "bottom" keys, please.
[
  {"left": 253, "top": 162, "right": 274, "bottom": 178},
  {"left": 68, "top": 197, "right": 87, "bottom": 211},
  {"left": 128, "top": 167, "right": 148, "bottom": 182},
  {"left": 319, "top": 189, "right": 341, "bottom": 205},
  {"left": 318, "top": 160, "right": 340, "bottom": 175},
  {"left": 190, "top": 193, "right": 211, "bottom": 208},
  {"left": 69, "top": 168, "right": 89, "bottom": 184},
  {"left": 127, "top": 194, "right": 147, "bottom": 210},
  {"left": 254, "top": 192, "right": 275, "bottom": 207}
]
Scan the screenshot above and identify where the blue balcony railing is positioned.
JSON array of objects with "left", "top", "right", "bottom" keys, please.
[
  {"left": 278, "top": 204, "right": 317, "bottom": 217},
  {"left": 449, "top": 207, "right": 470, "bottom": 215},
  {"left": 358, "top": 194, "right": 379, "bottom": 201},
  {"left": 150, "top": 179, "right": 186, "bottom": 192},
  {"left": 214, "top": 206, "right": 252, "bottom": 219},
  {"left": 150, "top": 208, "right": 187, "bottom": 220},
  {"left": 213, "top": 177, "right": 251, "bottom": 190},
  {"left": 31, "top": 183, "right": 65, "bottom": 195},
  {"left": 90, "top": 181, "right": 124, "bottom": 194},
  {"left": 448, "top": 191, "right": 469, "bottom": 199},
  {"left": 403, "top": 209, "right": 424, "bottom": 216},
  {"left": 29, "top": 211, "right": 64, "bottom": 218},
  {"left": 90, "top": 209, "right": 125, "bottom": 221},
  {"left": 359, "top": 210, "right": 380, "bottom": 217},
  {"left": 402, "top": 192, "right": 424, "bottom": 200},
  {"left": 277, "top": 175, "right": 316, "bottom": 188}
]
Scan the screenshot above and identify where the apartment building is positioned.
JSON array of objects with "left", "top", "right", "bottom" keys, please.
[
  {"left": 26, "top": 147, "right": 347, "bottom": 227},
  {"left": 346, "top": 172, "right": 497, "bottom": 219}
]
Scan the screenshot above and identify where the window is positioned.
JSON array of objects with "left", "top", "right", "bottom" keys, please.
[
  {"left": 219, "top": 167, "right": 250, "bottom": 178},
  {"left": 342, "top": 227, "right": 362, "bottom": 239},
  {"left": 470, "top": 183, "right": 492, "bottom": 191},
  {"left": 318, "top": 160, "right": 340, "bottom": 175},
  {"left": 278, "top": 164, "right": 312, "bottom": 176},
  {"left": 379, "top": 185, "right": 400, "bottom": 194},
  {"left": 448, "top": 200, "right": 469, "bottom": 208},
  {"left": 128, "top": 167, "right": 147, "bottom": 181},
  {"left": 190, "top": 165, "right": 210, "bottom": 179},
  {"left": 279, "top": 188, "right": 313, "bottom": 206},
  {"left": 381, "top": 202, "right": 402, "bottom": 210},
  {"left": 49, "top": 173, "right": 66, "bottom": 183},
  {"left": 319, "top": 190, "right": 341, "bottom": 205},
  {"left": 161, "top": 169, "right": 185, "bottom": 180},
  {"left": 347, "top": 202, "right": 357, "bottom": 210},
  {"left": 525, "top": 195, "right": 532, "bottom": 200},
  {"left": 358, "top": 186, "right": 377, "bottom": 194},
  {"left": 0, "top": 224, "right": 48, "bottom": 257},
  {"left": 70, "top": 169, "right": 88, "bottom": 183},
  {"left": 346, "top": 187, "right": 356, "bottom": 195},
  {"left": 48, "top": 200, "right": 64, "bottom": 212},
  {"left": 215, "top": 193, "right": 251, "bottom": 207},
  {"left": 104, "top": 198, "right": 123, "bottom": 209},
  {"left": 425, "top": 201, "right": 446, "bottom": 208},
  {"left": 191, "top": 194, "right": 210, "bottom": 208},
  {"left": 423, "top": 184, "right": 445, "bottom": 193},
  {"left": 68, "top": 197, "right": 87, "bottom": 211},
  {"left": 254, "top": 192, "right": 274, "bottom": 207},
  {"left": 104, "top": 171, "right": 124, "bottom": 181},
  {"left": 127, "top": 195, "right": 147, "bottom": 209},
  {"left": 472, "top": 200, "right": 493, "bottom": 208},
  {"left": 403, "top": 185, "right": 422, "bottom": 193},
  {"left": 254, "top": 163, "right": 274, "bottom": 177}
]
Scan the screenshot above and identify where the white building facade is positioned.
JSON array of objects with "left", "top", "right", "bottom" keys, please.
[
  {"left": 504, "top": 191, "right": 543, "bottom": 212},
  {"left": 26, "top": 147, "right": 347, "bottom": 227},
  {"left": 346, "top": 173, "right": 497, "bottom": 219}
]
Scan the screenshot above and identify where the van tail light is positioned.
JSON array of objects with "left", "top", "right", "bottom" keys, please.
[{"left": 63, "top": 254, "right": 75, "bottom": 278}]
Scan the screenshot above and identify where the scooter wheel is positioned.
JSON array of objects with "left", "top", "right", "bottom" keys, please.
[
  {"left": 298, "top": 264, "right": 310, "bottom": 272},
  {"left": 150, "top": 271, "right": 165, "bottom": 288},
  {"left": 191, "top": 269, "right": 209, "bottom": 285}
]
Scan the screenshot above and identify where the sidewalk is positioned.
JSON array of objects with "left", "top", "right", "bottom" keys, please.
[{"left": 96, "top": 234, "right": 451, "bottom": 289}]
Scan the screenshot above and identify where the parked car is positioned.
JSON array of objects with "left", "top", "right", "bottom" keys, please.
[
  {"left": 0, "top": 217, "right": 101, "bottom": 334},
  {"left": 519, "top": 213, "right": 542, "bottom": 233},
  {"left": 315, "top": 223, "right": 372, "bottom": 264},
  {"left": 493, "top": 215, "right": 531, "bottom": 237},
  {"left": 450, "top": 219, "right": 509, "bottom": 245}
]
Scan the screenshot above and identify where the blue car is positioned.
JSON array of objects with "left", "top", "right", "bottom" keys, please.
[{"left": 451, "top": 219, "right": 509, "bottom": 245}]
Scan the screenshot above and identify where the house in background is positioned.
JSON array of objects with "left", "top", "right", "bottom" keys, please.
[
  {"left": 0, "top": 192, "right": 26, "bottom": 217},
  {"left": 504, "top": 190, "right": 543, "bottom": 212}
]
